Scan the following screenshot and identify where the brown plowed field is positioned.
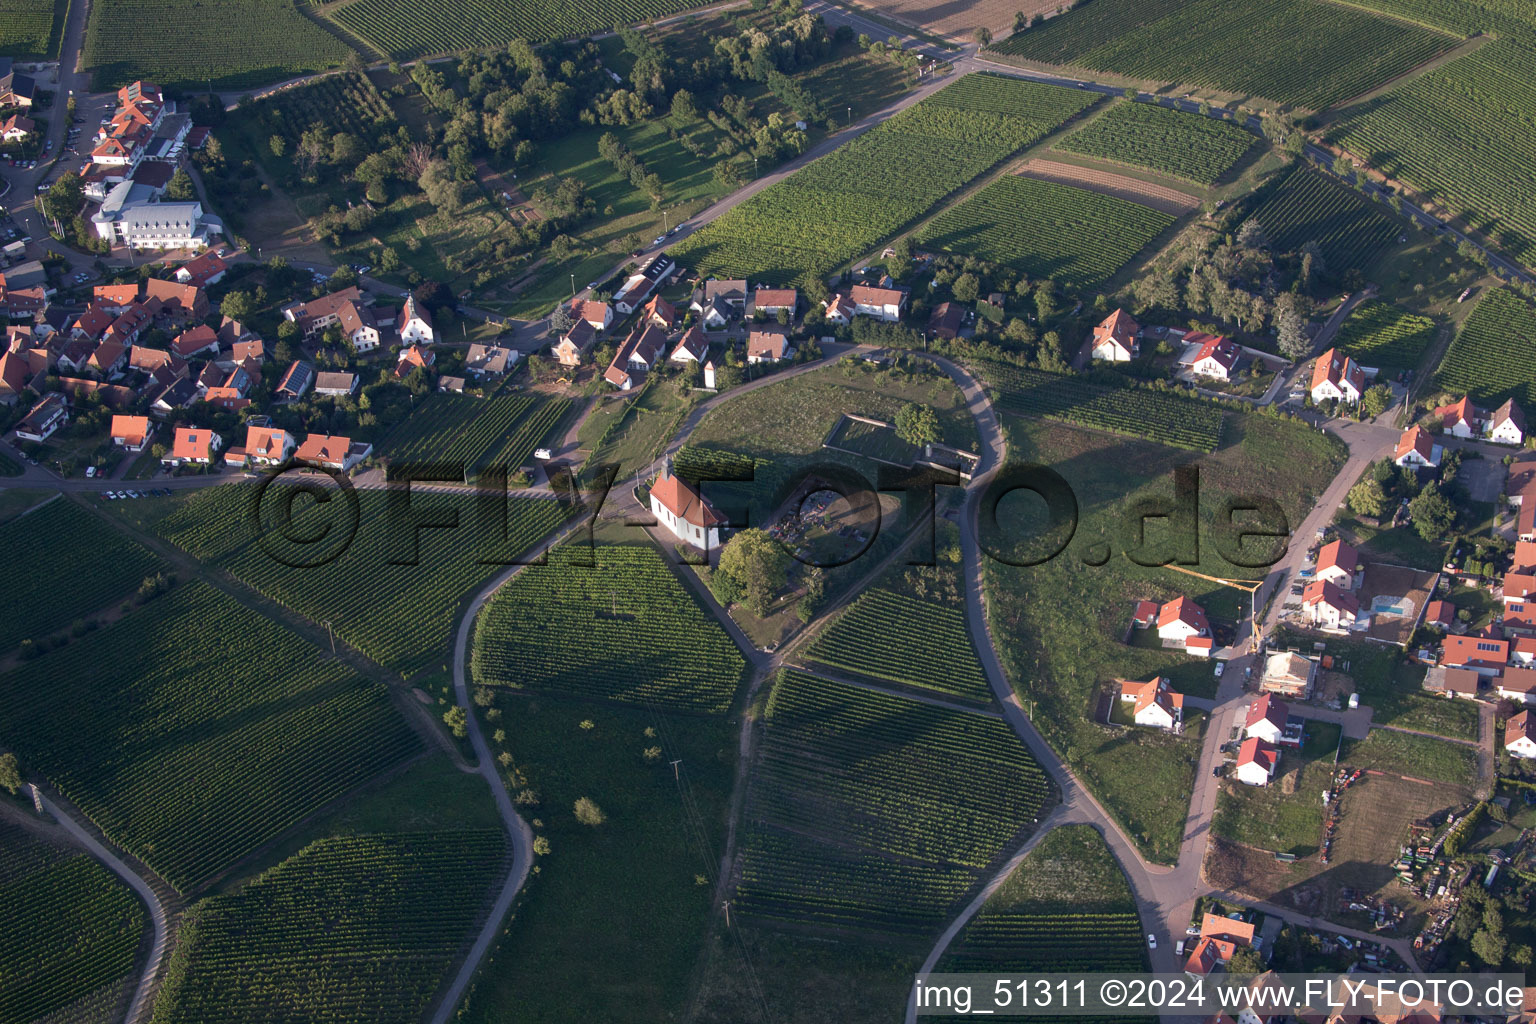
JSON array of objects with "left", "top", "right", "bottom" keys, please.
[{"left": 1017, "top": 157, "right": 1201, "bottom": 215}]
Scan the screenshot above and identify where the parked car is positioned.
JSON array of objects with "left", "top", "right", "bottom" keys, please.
[
  {"left": 1146, "top": 934, "right": 1157, "bottom": 949},
  {"left": 1214, "top": 662, "right": 1225, "bottom": 678}
]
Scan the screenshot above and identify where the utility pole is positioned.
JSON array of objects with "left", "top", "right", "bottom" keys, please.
[
  {"left": 321, "top": 619, "right": 335, "bottom": 655},
  {"left": 669, "top": 758, "right": 682, "bottom": 780},
  {"left": 570, "top": 272, "right": 575, "bottom": 299},
  {"left": 722, "top": 899, "right": 731, "bottom": 927}
]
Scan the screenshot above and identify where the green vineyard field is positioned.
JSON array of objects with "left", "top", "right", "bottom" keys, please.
[
  {"left": 150, "top": 830, "right": 505, "bottom": 1024},
  {"left": 1332, "top": 39, "right": 1536, "bottom": 266},
  {"left": 0, "top": 583, "right": 421, "bottom": 892},
  {"left": 147, "top": 484, "right": 572, "bottom": 677},
  {"left": 1434, "top": 288, "right": 1536, "bottom": 405},
  {"left": 990, "top": 0, "right": 1456, "bottom": 110},
  {"left": 380, "top": 393, "right": 569, "bottom": 476},
  {"left": 919, "top": 175, "right": 1174, "bottom": 291},
  {"left": 1245, "top": 167, "right": 1400, "bottom": 272},
  {"left": 1053, "top": 101, "right": 1257, "bottom": 185},
  {"left": 472, "top": 544, "right": 747, "bottom": 713},
  {"left": 805, "top": 587, "right": 992, "bottom": 703},
  {"left": 1334, "top": 301, "right": 1437, "bottom": 371},
  {"left": 938, "top": 826, "right": 1148, "bottom": 1020},
  {"left": 973, "top": 361, "right": 1224, "bottom": 452},
  {"left": 670, "top": 74, "right": 1099, "bottom": 286},
  {"left": 326, "top": 0, "right": 709, "bottom": 60},
  {"left": 0, "top": 823, "right": 144, "bottom": 1024},
  {"left": 0, "top": 0, "right": 64, "bottom": 58},
  {"left": 734, "top": 671, "right": 1050, "bottom": 935},
  {"left": 0, "top": 498, "right": 162, "bottom": 652},
  {"left": 82, "top": 0, "right": 353, "bottom": 89}
]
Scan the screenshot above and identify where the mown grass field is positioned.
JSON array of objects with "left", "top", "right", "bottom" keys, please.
[
  {"left": 471, "top": 543, "right": 748, "bottom": 713},
  {"left": 671, "top": 74, "right": 1100, "bottom": 286},
  {"left": 734, "top": 670, "right": 1051, "bottom": 937},
  {"left": 0, "top": 582, "right": 421, "bottom": 892},
  {"left": 1434, "top": 288, "right": 1536, "bottom": 405},
  {"left": 1212, "top": 721, "right": 1341, "bottom": 856},
  {"left": 82, "top": 0, "right": 354, "bottom": 89},
  {"left": 983, "top": 413, "right": 1348, "bottom": 863},
  {"left": 150, "top": 830, "right": 504, "bottom": 1024},
  {"left": 919, "top": 175, "right": 1175, "bottom": 290},
  {"left": 1340, "top": 728, "right": 1480, "bottom": 784},
  {"left": 990, "top": 0, "right": 1457, "bottom": 110},
  {"left": 0, "top": 821, "right": 144, "bottom": 1024},
  {"left": 0, "top": 498, "right": 162, "bottom": 653},
  {"left": 1054, "top": 100, "right": 1257, "bottom": 185}
]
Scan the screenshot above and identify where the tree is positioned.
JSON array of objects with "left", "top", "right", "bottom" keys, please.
[
  {"left": 952, "top": 272, "right": 980, "bottom": 303},
  {"left": 1276, "top": 302, "right": 1308, "bottom": 360},
  {"left": 1227, "top": 947, "right": 1265, "bottom": 974},
  {"left": 443, "top": 705, "right": 468, "bottom": 738},
  {"left": 418, "top": 159, "right": 465, "bottom": 214},
  {"left": 1360, "top": 383, "right": 1393, "bottom": 419},
  {"left": 1347, "top": 476, "right": 1388, "bottom": 518},
  {"left": 549, "top": 303, "right": 575, "bottom": 335},
  {"left": 1472, "top": 927, "right": 1508, "bottom": 967},
  {"left": 1236, "top": 218, "right": 1267, "bottom": 252},
  {"left": 220, "top": 289, "right": 255, "bottom": 321},
  {"left": 671, "top": 89, "right": 697, "bottom": 122},
  {"left": 533, "top": 836, "right": 551, "bottom": 855},
  {"left": 165, "top": 168, "right": 196, "bottom": 201},
  {"left": 0, "top": 752, "right": 20, "bottom": 795},
  {"left": 1409, "top": 484, "right": 1456, "bottom": 541},
  {"left": 973, "top": 26, "right": 992, "bottom": 46},
  {"left": 573, "top": 796, "right": 606, "bottom": 826},
  {"left": 268, "top": 134, "right": 286, "bottom": 157},
  {"left": 895, "top": 402, "right": 941, "bottom": 446},
  {"left": 716, "top": 528, "right": 791, "bottom": 616}
]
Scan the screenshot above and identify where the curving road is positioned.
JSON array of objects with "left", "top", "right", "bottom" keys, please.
[{"left": 36, "top": 792, "right": 169, "bottom": 1024}]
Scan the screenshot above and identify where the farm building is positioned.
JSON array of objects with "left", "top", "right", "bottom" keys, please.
[
  {"left": 1089, "top": 308, "right": 1139, "bottom": 362},
  {"left": 650, "top": 470, "right": 726, "bottom": 551},
  {"left": 1507, "top": 711, "right": 1536, "bottom": 758},
  {"left": 1260, "top": 651, "right": 1316, "bottom": 699},
  {"left": 1234, "top": 737, "right": 1279, "bottom": 786},
  {"left": 1118, "top": 676, "right": 1184, "bottom": 732},
  {"left": 1310, "top": 347, "right": 1364, "bottom": 404}
]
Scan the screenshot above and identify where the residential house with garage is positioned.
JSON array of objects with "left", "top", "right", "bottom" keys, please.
[
  {"left": 1234, "top": 737, "right": 1279, "bottom": 786},
  {"left": 1310, "top": 347, "right": 1365, "bottom": 404},
  {"left": 1302, "top": 579, "right": 1359, "bottom": 630},
  {"left": 1118, "top": 676, "right": 1184, "bottom": 732},
  {"left": 849, "top": 283, "right": 907, "bottom": 322},
  {"left": 1156, "top": 596, "right": 1209, "bottom": 646},
  {"left": 1089, "top": 308, "right": 1139, "bottom": 362}
]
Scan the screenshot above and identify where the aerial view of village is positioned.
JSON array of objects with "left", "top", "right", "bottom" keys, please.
[{"left": 7, "top": 0, "right": 1536, "bottom": 1020}]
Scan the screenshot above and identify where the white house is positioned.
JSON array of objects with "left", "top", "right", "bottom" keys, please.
[
  {"left": 1497, "top": 667, "right": 1536, "bottom": 704},
  {"left": 650, "top": 470, "right": 726, "bottom": 550},
  {"left": 746, "top": 328, "right": 794, "bottom": 364},
  {"left": 241, "top": 425, "right": 295, "bottom": 466},
  {"left": 1302, "top": 579, "right": 1358, "bottom": 630},
  {"left": 849, "top": 284, "right": 906, "bottom": 322},
  {"left": 1090, "top": 309, "right": 1139, "bottom": 362},
  {"left": 1156, "top": 596, "right": 1209, "bottom": 645},
  {"left": 1310, "top": 347, "right": 1364, "bottom": 404},
  {"left": 1243, "top": 694, "right": 1288, "bottom": 746},
  {"left": 1234, "top": 737, "right": 1279, "bottom": 786},
  {"left": 821, "top": 293, "right": 855, "bottom": 326},
  {"left": 397, "top": 294, "right": 435, "bottom": 345},
  {"left": 13, "top": 393, "right": 67, "bottom": 441},
  {"left": 1314, "top": 539, "right": 1359, "bottom": 589},
  {"left": 166, "top": 425, "right": 222, "bottom": 466},
  {"left": 1188, "top": 333, "right": 1239, "bottom": 381},
  {"left": 1435, "top": 396, "right": 1482, "bottom": 439},
  {"left": 1393, "top": 424, "right": 1440, "bottom": 468},
  {"left": 1119, "top": 676, "right": 1183, "bottom": 731},
  {"left": 1507, "top": 711, "right": 1536, "bottom": 758},
  {"left": 1488, "top": 398, "right": 1527, "bottom": 445}
]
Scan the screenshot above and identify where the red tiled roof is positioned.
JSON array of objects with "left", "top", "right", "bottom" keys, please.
[
  {"left": 1311, "top": 347, "right": 1364, "bottom": 395},
  {"left": 172, "top": 324, "right": 219, "bottom": 357},
  {"left": 1236, "top": 736, "right": 1278, "bottom": 773},
  {"left": 1093, "top": 308, "right": 1139, "bottom": 349},
  {"left": 1424, "top": 599, "right": 1454, "bottom": 626},
  {"left": 296, "top": 433, "right": 352, "bottom": 466},
  {"left": 1316, "top": 539, "right": 1359, "bottom": 578},
  {"left": 651, "top": 471, "right": 725, "bottom": 528},
  {"left": 1442, "top": 632, "right": 1509, "bottom": 668},
  {"left": 1245, "top": 694, "right": 1288, "bottom": 732},
  {"left": 754, "top": 287, "right": 797, "bottom": 310},
  {"left": 1395, "top": 425, "right": 1435, "bottom": 463},
  {"left": 850, "top": 284, "right": 905, "bottom": 307},
  {"left": 1158, "top": 596, "right": 1209, "bottom": 633},
  {"left": 1302, "top": 578, "right": 1359, "bottom": 615},
  {"left": 1188, "top": 332, "right": 1238, "bottom": 371},
  {"left": 110, "top": 414, "right": 151, "bottom": 446},
  {"left": 1434, "top": 395, "right": 1480, "bottom": 429},
  {"left": 170, "top": 425, "right": 217, "bottom": 462}
]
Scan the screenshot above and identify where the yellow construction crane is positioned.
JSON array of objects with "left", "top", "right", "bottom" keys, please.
[{"left": 1161, "top": 563, "right": 1265, "bottom": 653}]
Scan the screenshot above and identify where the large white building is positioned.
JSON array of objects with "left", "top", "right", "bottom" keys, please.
[
  {"left": 650, "top": 470, "right": 725, "bottom": 551},
  {"left": 91, "top": 180, "right": 222, "bottom": 250}
]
